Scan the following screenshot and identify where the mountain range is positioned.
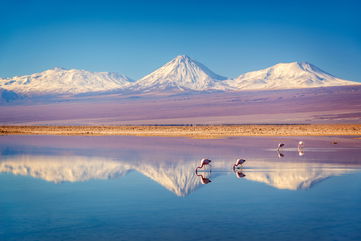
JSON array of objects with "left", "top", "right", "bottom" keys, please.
[{"left": 0, "top": 55, "right": 359, "bottom": 98}]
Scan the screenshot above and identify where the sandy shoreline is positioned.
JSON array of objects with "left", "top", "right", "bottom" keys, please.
[{"left": 1, "top": 125, "right": 361, "bottom": 138}]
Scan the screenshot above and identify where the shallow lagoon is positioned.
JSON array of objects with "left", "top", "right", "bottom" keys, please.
[{"left": 1, "top": 135, "right": 361, "bottom": 241}]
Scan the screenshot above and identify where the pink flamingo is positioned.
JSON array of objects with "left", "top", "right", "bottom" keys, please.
[
  {"left": 298, "top": 141, "right": 304, "bottom": 150},
  {"left": 277, "top": 143, "right": 285, "bottom": 151},
  {"left": 195, "top": 158, "right": 212, "bottom": 173},
  {"left": 232, "top": 159, "right": 246, "bottom": 170}
]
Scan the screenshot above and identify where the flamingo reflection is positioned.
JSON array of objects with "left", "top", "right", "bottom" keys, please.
[
  {"left": 235, "top": 171, "right": 246, "bottom": 179},
  {"left": 196, "top": 172, "right": 212, "bottom": 184},
  {"left": 277, "top": 150, "right": 285, "bottom": 158}
]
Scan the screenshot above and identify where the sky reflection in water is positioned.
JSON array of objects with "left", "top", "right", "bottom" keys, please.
[{"left": 1, "top": 135, "right": 361, "bottom": 241}]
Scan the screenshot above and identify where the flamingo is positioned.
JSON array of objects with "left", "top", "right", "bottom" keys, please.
[
  {"left": 195, "top": 158, "right": 212, "bottom": 173},
  {"left": 298, "top": 141, "right": 304, "bottom": 150},
  {"left": 232, "top": 159, "right": 246, "bottom": 170},
  {"left": 277, "top": 143, "right": 285, "bottom": 151}
]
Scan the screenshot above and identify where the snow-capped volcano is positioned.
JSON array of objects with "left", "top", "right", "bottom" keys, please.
[
  {"left": 132, "top": 55, "right": 227, "bottom": 91},
  {"left": 1, "top": 58, "right": 359, "bottom": 98},
  {"left": 225, "top": 62, "right": 358, "bottom": 90},
  {"left": 0, "top": 67, "right": 133, "bottom": 95}
]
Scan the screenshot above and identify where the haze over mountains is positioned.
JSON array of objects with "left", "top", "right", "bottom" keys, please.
[{"left": 0, "top": 55, "right": 358, "bottom": 99}]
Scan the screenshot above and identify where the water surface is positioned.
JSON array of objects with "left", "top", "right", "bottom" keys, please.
[{"left": 1, "top": 135, "right": 361, "bottom": 241}]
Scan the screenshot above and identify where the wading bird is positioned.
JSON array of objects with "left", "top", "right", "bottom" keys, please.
[
  {"left": 232, "top": 159, "right": 246, "bottom": 170},
  {"left": 298, "top": 141, "right": 304, "bottom": 156},
  {"left": 195, "top": 158, "right": 212, "bottom": 173},
  {"left": 277, "top": 143, "right": 285, "bottom": 151},
  {"left": 298, "top": 141, "right": 304, "bottom": 150}
]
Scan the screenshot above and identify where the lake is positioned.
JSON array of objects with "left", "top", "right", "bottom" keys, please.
[{"left": 1, "top": 135, "right": 361, "bottom": 241}]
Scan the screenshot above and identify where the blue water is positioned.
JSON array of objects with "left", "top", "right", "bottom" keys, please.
[{"left": 1, "top": 135, "right": 361, "bottom": 241}]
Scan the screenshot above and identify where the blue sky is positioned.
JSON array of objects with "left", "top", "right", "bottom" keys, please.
[{"left": 1, "top": 0, "right": 360, "bottom": 81}]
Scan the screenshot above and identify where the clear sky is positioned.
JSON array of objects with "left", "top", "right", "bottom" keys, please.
[{"left": 1, "top": 0, "right": 360, "bottom": 81}]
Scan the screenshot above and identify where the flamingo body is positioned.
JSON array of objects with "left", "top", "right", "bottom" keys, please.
[
  {"left": 196, "top": 158, "right": 212, "bottom": 173},
  {"left": 277, "top": 143, "right": 285, "bottom": 151},
  {"left": 233, "top": 158, "right": 246, "bottom": 170},
  {"left": 298, "top": 141, "right": 304, "bottom": 149}
]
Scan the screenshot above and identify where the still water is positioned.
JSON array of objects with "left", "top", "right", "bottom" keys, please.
[{"left": 1, "top": 135, "right": 361, "bottom": 241}]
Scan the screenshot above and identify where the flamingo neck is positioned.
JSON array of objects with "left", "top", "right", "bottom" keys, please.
[{"left": 195, "top": 165, "right": 204, "bottom": 173}]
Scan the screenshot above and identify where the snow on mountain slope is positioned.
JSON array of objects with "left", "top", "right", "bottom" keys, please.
[
  {"left": 1, "top": 59, "right": 359, "bottom": 97},
  {"left": 132, "top": 55, "right": 228, "bottom": 91},
  {"left": 0, "top": 67, "right": 133, "bottom": 95},
  {"left": 225, "top": 62, "right": 359, "bottom": 90}
]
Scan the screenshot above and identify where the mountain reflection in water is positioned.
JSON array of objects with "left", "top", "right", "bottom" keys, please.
[
  {"left": 1, "top": 154, "right": 360, "bottom": 196},
  {"left": 1, "top": 135, "right": 361, "bottom": 197},
  {"left": 2, "top": 135, "right": 361, "bottom": 241}
]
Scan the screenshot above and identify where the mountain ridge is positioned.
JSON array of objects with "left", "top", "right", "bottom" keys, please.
[
  {"left": 0, "top": 68, "right": 133, "bottom": 95},
  {"left": 0, "top": 56, "right": 359, "bottom": 98}
]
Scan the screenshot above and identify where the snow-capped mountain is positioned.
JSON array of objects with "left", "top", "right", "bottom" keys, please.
[
  {"left": 225, "top": 62, "right": 358, "bottom": 90},
  {"left": 0, "top": 67, "right": 133, "bottom": 95},
  {"left": 0, "top": 58, "right": 359, "bottom": 98},
  {"left": 132, "top": 55, "right": 227, "bottom": 91}
]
